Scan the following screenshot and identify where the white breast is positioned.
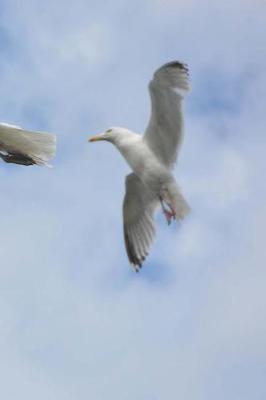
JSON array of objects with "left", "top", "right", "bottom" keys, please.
[{"left": 115, "top": 135, "right": 171, "bottom": 190}]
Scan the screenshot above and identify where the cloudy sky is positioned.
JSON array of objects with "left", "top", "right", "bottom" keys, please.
[{"left": 0, "top": 0, "right": 265, "bottom": 399}]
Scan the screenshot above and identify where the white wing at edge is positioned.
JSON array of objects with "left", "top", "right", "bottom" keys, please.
[
  {"left": 144, "top": 61, "right": 190, "bottom": 169},
  {"left": 123, "top": 173, "right": 159, "bottom": 271},
  {"left": 0, "top": 123, "right": 56, "bottom": 166}
]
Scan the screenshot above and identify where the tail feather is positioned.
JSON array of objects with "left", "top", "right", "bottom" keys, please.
[
  {"left": 172, "top": 188, "right": 190, "bottom": 220},
  {"left": 163, "top": 180, "right": 190, "bottom": 220}
]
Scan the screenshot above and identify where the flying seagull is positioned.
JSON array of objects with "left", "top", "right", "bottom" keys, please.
[
  {"left": 0, "top": 122, "right": 56, "bottom": 166},
  {"left": 89, "top": 61, "right": 190, "bottom": 271}
]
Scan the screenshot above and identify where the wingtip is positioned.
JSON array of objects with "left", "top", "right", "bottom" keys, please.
[
  {"left": 161, "top": 60, "right": 189, "bottom": 73},
  {"left": 131, "top": 261, "right": 142, "bottom": 273},
  {"left": 130, "top": 251, "right": 150, "bottom": 272}
]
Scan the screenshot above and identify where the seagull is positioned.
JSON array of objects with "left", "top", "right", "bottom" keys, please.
[
  {"left": 89, "top": 61, "right": 190, "bottom": 271},
  {"left": 0, "top": 122, "right": 56, "bottom": 166}
]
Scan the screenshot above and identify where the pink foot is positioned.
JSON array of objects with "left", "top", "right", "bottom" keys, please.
[
  {"left": 163, "top": 209, "right": 176, "bottom": 225},
  {"left": 160, "top": 196, "right": 176, "bottom": 225}
]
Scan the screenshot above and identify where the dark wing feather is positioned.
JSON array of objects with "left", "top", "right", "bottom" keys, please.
[{"left": 123, "top": 173, "right": 158, "bottom": 271}]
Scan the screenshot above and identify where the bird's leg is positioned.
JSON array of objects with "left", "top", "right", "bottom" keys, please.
[
  {"left": 165, "top": 201, "right": 176, "bottom": 220},
  {"left": 159, "top": 196, "right": 175, "bottom": 225}
]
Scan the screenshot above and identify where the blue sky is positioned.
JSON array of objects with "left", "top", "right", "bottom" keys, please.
[{"left": 0, "top": 1, "right": 266, "bottom": 399}]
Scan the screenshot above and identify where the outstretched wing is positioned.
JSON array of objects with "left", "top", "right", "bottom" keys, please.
[
  {"left": 0, "top": 122, "right": 56, "bottom": 166},
  {"left": 144, "top": 61, "right": 190, "bottom": 169},
  {"left": 123, "top": 173, "right": 159, "bottom": 271}
]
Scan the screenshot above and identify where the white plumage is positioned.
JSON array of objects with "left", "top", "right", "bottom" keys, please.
[
  {"left": 0, "top": 123, "right": 56, "bottom": 166},
  {"left": 89, "top": 61, "right": 190, "bottom": 271}
]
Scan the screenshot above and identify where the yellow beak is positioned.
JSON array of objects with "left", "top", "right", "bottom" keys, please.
[
  {"left": 88, "top": 133, "right": 107, "bottom": 142},
  {"left": 88, "top": 134, "right": 106, "bottom": 142}
]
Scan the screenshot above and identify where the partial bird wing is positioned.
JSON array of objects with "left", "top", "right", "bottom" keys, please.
[
  {"left": 0, "top": 123, "right": 56, "bottom": 166},
  {"left": 123, "top": 173, "right": 159, "bottom": 271},
  {"left": 144, "top": 61, "right": 190, "bottom": 169}
]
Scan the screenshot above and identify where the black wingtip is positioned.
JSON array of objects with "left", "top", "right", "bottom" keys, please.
[
  {"left": 163, "top": 60, "right": 189, "bottom": 73},
  {"left": 124, "top": 229, "right": 148, "bottom": 272},
  {"left": 0, "top": 152, "right": 36, "bottom": 166},
  {"left": 131, "top": 252, "right": 149, "bottom": 272}
]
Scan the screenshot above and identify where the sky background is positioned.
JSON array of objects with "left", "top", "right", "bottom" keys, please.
[{"left": 0, "top": 0, "right": 266, "bottom": 399}]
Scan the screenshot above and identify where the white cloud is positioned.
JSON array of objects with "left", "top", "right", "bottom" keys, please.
[{"left": 0, "top": 0, "right": 265, "bottom": 399}]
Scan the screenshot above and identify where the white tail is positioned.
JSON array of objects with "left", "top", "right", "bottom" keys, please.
[
  {"left": 172, "top": 188, "right": 190, "bottom": 220},
  {"left": 162, "top": 179, "right": 190, "bottom": 220}
]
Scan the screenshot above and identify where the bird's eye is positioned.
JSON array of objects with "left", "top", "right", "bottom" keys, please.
[{"left": 106, "top": 129, "right": 112, "bottom": 133}]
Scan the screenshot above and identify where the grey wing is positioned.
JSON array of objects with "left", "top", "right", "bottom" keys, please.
[
  {"left": 123, "top": 173, "right": 159, "bottom": 271},
  {"left": 144, "top": 61, "right": 190, "bottom": 169}
]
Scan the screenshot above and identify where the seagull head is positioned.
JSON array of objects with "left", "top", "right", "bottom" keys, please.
[{"left": 89, "top": 127, "right": 136, "bottom": 146}]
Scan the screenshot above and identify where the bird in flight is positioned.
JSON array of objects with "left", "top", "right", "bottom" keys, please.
[
  {"left": 0, "top": 122, "right": 56, "bottom": 166},
  {"left": 89, "top": 61, "right": 190, "bottom": 271}
]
